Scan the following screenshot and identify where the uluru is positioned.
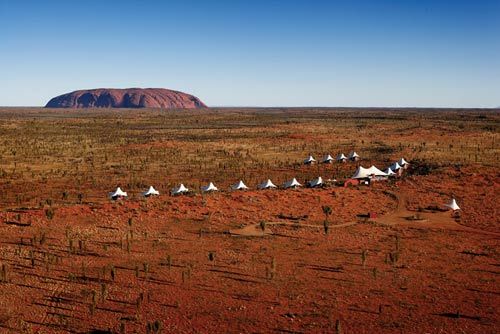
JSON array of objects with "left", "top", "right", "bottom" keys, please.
[{"left": 45, "top": 88, "right": 207, "bottom": 109}]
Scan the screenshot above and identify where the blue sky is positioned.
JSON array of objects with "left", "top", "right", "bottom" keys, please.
[{"left": 0, "top": 0, "right": 499, "bottom": 107}]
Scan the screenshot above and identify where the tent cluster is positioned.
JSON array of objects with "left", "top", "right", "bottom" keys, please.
[
  {"left": 350, "top": 158, "right": 410, "bottom": 181},
  {"left": 304, "top": 151, "right": 360, "bottom": 164},
  {"left": 107, "top": 155, "right": 461, "bottom": 213},
  {"left": 109, "top": 176, "right": 330, "bottom": 199}
]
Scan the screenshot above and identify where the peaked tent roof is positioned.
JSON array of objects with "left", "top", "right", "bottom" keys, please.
[
  {"left": 231, "top": 180, "right": 249, "bottom": 190},
  {"left": 172, "top": 183, "right": 189, "bottom": 195},
  {"left": 308, "top": 176, "right": 324, "bottom": 187},
  {"left": 143, "top": 186, "right": 160, "bottom": 196},
  {"left": 304, "top": 155, "right": 316, "bottom": 164},
  {"left": 322, "top": 154, "right": 334, "bottom": 163},
  {"left": 258, "top": 179, "right": 277, "bottom": 189},
  {"left": 352, "top": 166, "right": 388, "bottom": 179},
  {"left": 399, "top": 158, "right": 409, "bottom": 166},
  {"left": 446, "top": 198, "right": 460, "bottom": 210},
  {"left": 348, "top": 151, "right": 360, "bottom": 159},
  {"left": 390, "top": 162, "right": 402, "bottom": 171},
  {"left": 336, "top": 153, "right": 347, "bottom": 161},
  {"left": 385, "top": 168, "right": 396, "bottom": 176},
  {"left": 201, "top": 182, "right": 218, "bottom": 192},
  {"left": 110, "top": 187, "right": 127, "bottom": 198},
  {"left": 284, "top": 178, "right": 302, "bottom": 188}
]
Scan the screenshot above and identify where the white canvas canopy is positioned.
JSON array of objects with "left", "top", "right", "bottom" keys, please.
[
  {"left": 384, "top": 168, "right": 396, "bottom": 176},
  {"left": 110, "top": 187, "right": 127, "bottom": 199},
  {"left": 304, "top": 155, "right": 316, "bottom": 164},
  {"left": 398, "top": 158, "right": 409, "bottom": 166},
  {"left": 284, "top": 178, "right": 302, "bottom": 189},
  {"left": 390, "top": 162, "right": 402, "bottom": 171},
  {"left": 336, "top": 153, "right": 347, "bottom": 162},
  {"left": 308, "top": 176, "right": 324, "bottom": 188},
  {"left": 171, "top": 183, "right": 189, "bottom": 195},
  {"left": 258, "top": 179, "right": 277, "bottom": 189},
  {"left": 446, "top": 198, "right": 460, "bottom": 211},
  {"left": 143, "top": 186, "right": 160, "bottom": 197},
  {"left": 231, "top": 180, "right": 249, "bottom": 190},
  {"left": 322, "top": 154, "right": 334, "bottom": 163},
  {"left": 352, "top": 166, "right": 388, "bottom": 179},
  {"left": 348, "top": 151, "right": 360, "bottom": 160},
  {"left": 201, "top": 182, "right": 218, "bottom": 192}
]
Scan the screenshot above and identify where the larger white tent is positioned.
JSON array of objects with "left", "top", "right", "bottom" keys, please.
[
  {"left": 304, "top": 155, "right": 316, "bottom": 164},
  {"left": 322, "top": 154, "right": 334, "bottom": 164},
  {"left": 172, "top": 184, "right": 189, "bottom": 195},
  {"left": 446, "top": 198, "right": 460, "bottom": 211},
  {"left": 351, "top": 166, "right": 388, "bottom": 179},
  {"left": 258, "top": 179, "right": 277, "bottom": 190},
  {"left": 308, "top": 176, "right": 324, "bottom": 188},
  {"left": 201, "top": 182, "right": 218, "bottom": 192},
  {"left": 284, "top": 178, "right": 302, "bottom": 189},
  {"left": 231, "top": 180, "right": 249, "bottom": 190},
  {"left": 143, "top": 186, "right": 160, "bottom": 197},
  {"left": 110, "top": 187, "right": 127, "bottom": 199}
]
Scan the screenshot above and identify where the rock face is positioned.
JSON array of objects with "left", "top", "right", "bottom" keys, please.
[{"left": 45, "top": 88, "right": 207, "bottom": 109}]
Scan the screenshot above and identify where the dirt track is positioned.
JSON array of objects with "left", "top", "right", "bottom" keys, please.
[{"left": 376, "top": 191, "right": 500, "bottom": 236}]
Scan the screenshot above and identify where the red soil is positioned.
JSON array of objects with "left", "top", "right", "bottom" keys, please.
[{"left": 0, "top": 167, "right": 498, "bottom": 333}]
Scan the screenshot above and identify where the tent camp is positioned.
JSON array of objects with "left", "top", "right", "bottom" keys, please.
[
  {"left": 308, "top": 176, "right": 324, "bottom": 188},
  {"left": 110, "top": 187, "right": 127, "bottom": 200},
  {"left": 231, "top": 180, "right": 249, "bottom": 191},
  {"left": 201, "top": 182, "right": 218, "bottom": 192},
  {"left": 446, "top": 198, "right": 460, "bottom": 211},
  {"left": 143, "top": 186, "right": 160, "bottom": 197},
  {"left": 322, "top": 154, "right": 334, "bottom": 164},
  {"left": 284, "top": 178, "right": 302, "bottom": 189},
  {"left": 336, "top": 153, "right": 347, "bottom": 163},
  {"left": 348, "top": 151, "right": 360, "bottom": 161},
  {"left": 351, "top": 166, "right": 388, "bottom": 180},
  {"left": 171, "top": 184, "right": 189, "bottom": 195},
  {"left": 304, "top": 155, "right": 317, "bottom": 165},
  {"left": 258, "top": 179, "right": 277, "bottom": 190},
  {"left": 399, "top": 158, "right": 409, "bottom": 168}
]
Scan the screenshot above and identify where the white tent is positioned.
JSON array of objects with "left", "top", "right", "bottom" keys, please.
[
  {"left": 258, "top": 179, "right": 277, "bottom": 190},
  {"left": 308, "top": 176, "right": 324, "bottom": 188},
  {"left": 201, "top": 182, "right": 218, "bottom": 192},
  {"left": 304, "top": 155, "right": 316, "bottom": 164},
  {"left": 446, "top": 198, "right": 460, "bottom": 211},
  {"left": 384, "top": 168, "right": 396, "bottom": 176},
  {"left": 231, "top": 180, "right": 249, "bottom": 190},
  {"left": 143, "top": 186, "right": 160, "bottom": 197},
  {"left": 348, "top": 151, "right": 360, "bottom": 161},
  {"left": 336, "top": 153, "right": 347, "bottom": 162},
  {"left": 322, "top": 154, "right": 334, "bottom": 163},
  {"left": 399, "top": 158, "right": 409, "bottom": 166},
  {"left": 351, "top": 166, "right": 388, "bottom": 179},
  {"left": 284, "top": 178, "right": 302, "bottom": 189},
  {"left": 110, "top": 187, "right": 127, "bottom": 199},
  {"left": 390, "top": 162, "right": 402, "bottom": 171},
  {"left": 171, "top": 183, "right": 189, "bottom": 195}
]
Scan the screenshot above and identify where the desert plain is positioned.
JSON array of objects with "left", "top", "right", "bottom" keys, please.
[{"left": 0, "top": 107, "right": 498, "bottom": 333}]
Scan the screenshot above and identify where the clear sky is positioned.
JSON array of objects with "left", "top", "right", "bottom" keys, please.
[{"left": 0, "top": 0, "right": 499, "bottom": 107}]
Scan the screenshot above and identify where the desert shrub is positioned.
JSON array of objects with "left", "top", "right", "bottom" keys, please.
[{"left": 45, "top": 208, "right": 55, "bottom": 220}]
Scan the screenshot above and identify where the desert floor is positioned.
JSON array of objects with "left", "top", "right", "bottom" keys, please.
[{"left": 0, "top": 107, "right": 498, "bottom": 333}]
